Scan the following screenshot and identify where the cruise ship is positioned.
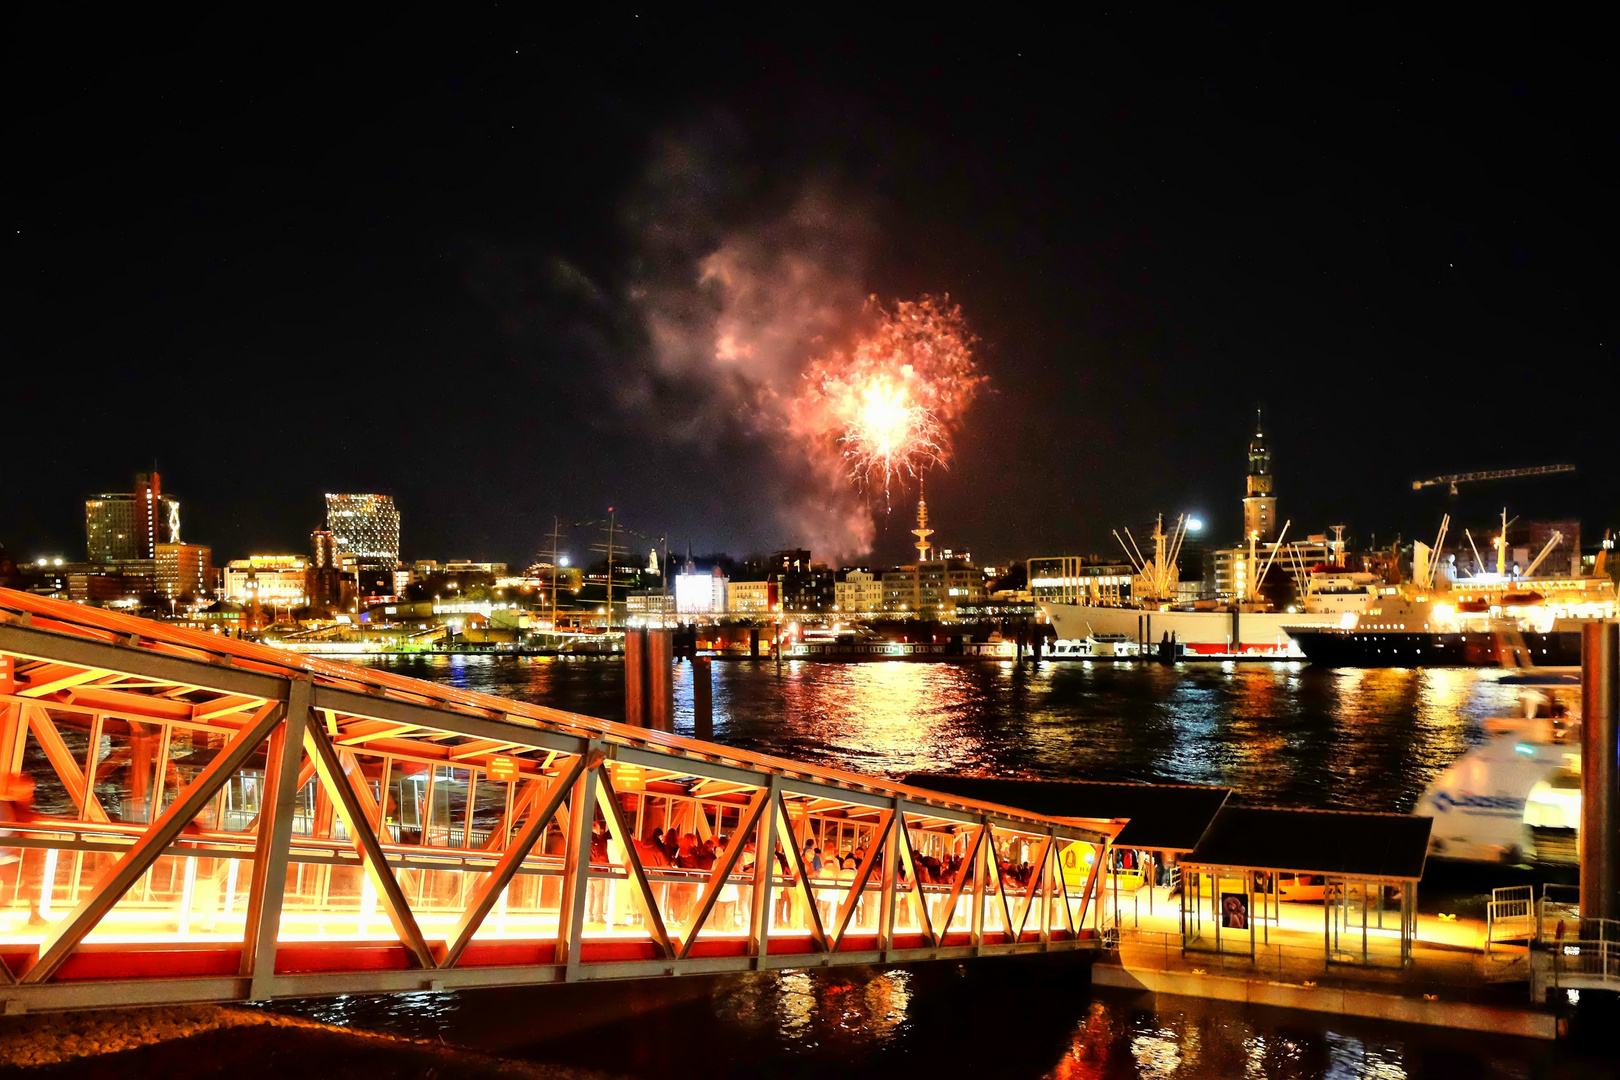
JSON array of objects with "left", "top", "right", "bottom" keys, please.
[{"left": 1289, "top": 514, "right": 1615, "bottom": 667}]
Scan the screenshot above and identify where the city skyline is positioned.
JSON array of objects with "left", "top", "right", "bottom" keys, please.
[{"left": 4, "top": 10, "right": 1615, "bottom": 565}]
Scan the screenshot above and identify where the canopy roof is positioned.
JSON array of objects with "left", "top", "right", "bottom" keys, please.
[
  {"left": 1187, "top": 806, "right": 1432, "bottom": 881},
  {"left": 902, "top": 774, "right": 1230, "bottom": 853}
]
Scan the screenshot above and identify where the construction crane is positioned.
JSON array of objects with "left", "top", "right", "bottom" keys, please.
[{"left": 1411, "top": 464, "right": 1575, "bottom": 496}]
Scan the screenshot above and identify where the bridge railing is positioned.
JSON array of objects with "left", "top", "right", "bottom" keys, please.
[{"left": 0, "top": 589, "right": 1111, "bottom": 1012}]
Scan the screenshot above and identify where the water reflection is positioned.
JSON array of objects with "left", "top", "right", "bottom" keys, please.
[
  {"left": 262, "top": 965, "right": 1561, "bottom": 1079},
  {"left": 364, "top": 656, "right": 1524, "bottom": 812}
]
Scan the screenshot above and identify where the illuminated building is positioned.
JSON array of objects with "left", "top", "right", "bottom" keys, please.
[
  {"left": 770, "top": 549, "right": 812, "bottom": 575},
  {"left": 155, "top": 543, "right": 215, "bottom": 601},
  {"left": 224, "top": 555, "right": 308, "bottom": 607},
  {"left": 770, "top": 550, "right": 834, "bottom": 614},
  {"left": 834, "top": 569, "right": 881, "bottom": 613},
  {"left": 421, "top": 559, "right": 509, "bottom": 576},
  {"left": 324, "top": 493, "right": 400, "bottom": 567},
  {"left": 1027, "top": 559, "right": 1135, "bottom": 606},
  {"left": 1213, "top": 540, "right": 1329, "bottom": 601},
  {"left": 626, "top": 589, "right": 676, "bottom": 622},
  {"left": 727, "top": 578, "right": 777, "bottom": 613},
  {"left": 307, "top": 527, "right": 344, "bottom": 607},
  {"left": 881, "top": 558, "right": 984, "bottom": 617},
  {"left": 1210, "top": 415, "right": 1331, "bottom": 601},
  {"left": 675, "top": 567, "right": 728, "bottom": 615},
  {"left": 85, "top": 471, "right": 181, "bottom": 562},
  {"left": 1242, "top": 412, "right": 1277, "bottom": 544},
  {"left": 325, "top": 493, "right": 400, "bottom": 598},
  {"left": 66, "top": 564, "right": 152, "bottom": 604}
]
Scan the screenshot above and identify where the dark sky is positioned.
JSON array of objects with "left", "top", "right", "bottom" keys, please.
[{"left": 4, "top": 8, "right": 1615, "bottom": 568}]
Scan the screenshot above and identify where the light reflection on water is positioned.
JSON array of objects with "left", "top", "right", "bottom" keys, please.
[
  {"left": 363, "top": 655, "right": 1522, "bottom": 812},
  {"left": 264, "top": 963, "right": 1563, "bottom": 1079}
]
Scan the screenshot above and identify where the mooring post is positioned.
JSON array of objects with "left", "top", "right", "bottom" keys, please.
[
  {"left": 648, "top": 628, "right": 674, "bottom": 731},
  {"left": 693, "top": 655, "right": 713, "bottom": 740},
  {"left": 1581, "top": 621, "right": 1620, "bottom": 926},
  {"left": 624, "top": 627, "right": 646, "bottom": 727}
]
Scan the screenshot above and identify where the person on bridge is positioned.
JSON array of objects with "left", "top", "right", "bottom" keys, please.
[{"left": 0, "top": 773, "right": 44, "bottom": 926}]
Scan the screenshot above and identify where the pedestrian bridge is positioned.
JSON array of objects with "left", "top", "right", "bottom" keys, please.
[{"left": 0, "top": 589, "right": 1113, "bottom": 1012}]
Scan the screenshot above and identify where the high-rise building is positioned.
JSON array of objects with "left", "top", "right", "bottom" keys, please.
[
  {"left": 155, "top": 543, "right": 215, "bottom": 601},
  {"left": 324, "top": 494, "right": 400, "bottom": 585},
  {"left": 84, "top": 496, "right": 137, "bottom": 562},
  {"left": 1242, "top": 412, "right": 1277, "bottom": 543},
  {"left": 85, "top": 471, "right": 180, "bottom": 562}
]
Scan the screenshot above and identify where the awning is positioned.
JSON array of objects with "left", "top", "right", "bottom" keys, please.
[
  {"left": 1187, "top": 806, "right": 1432, "bottom": 881},
  {"left": 901, "top": 774, "right": 1231, "bottom": 853}
]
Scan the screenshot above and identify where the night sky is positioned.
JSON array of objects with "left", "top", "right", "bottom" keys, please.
[{"left": 5, "top": 9, "right": 1615, "bottom": 568}]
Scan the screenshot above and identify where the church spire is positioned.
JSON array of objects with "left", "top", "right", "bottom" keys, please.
[{"left": 1243, "top": 408, "right": 1277, "bottom": 542}]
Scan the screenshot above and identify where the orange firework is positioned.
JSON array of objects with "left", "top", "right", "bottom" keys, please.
[{"left": 793, "top": 295, "right": 983, "bottom": 497}]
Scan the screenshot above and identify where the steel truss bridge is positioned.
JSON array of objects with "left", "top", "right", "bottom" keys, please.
[{"left": 0, "top": 589, "right": 1112, "bottom": 1012}]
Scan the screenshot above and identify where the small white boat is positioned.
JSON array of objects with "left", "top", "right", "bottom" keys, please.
[{"left": 1418, "top": 696, "right": 1581, "bottom": 865}]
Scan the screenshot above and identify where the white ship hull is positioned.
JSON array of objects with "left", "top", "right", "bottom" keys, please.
[{"left": 1041, "top": 602, "right": 1341, "bottom": 655}]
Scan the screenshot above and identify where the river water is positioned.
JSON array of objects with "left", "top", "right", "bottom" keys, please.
[
  {"left": 253, "top": 655, "right": 1609, "bottom": 1078},
  {"left": 359, "top": 655, "right": 1524, "bottom": 813}
]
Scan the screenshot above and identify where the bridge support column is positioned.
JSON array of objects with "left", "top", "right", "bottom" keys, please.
[
  {"left": 241, "top": 678, "right": 311, "bottom": 999},
  {"left": 877, "top": 806, "right": 899, "bottom": 955},
  {"left": 749, "top": 774, "right": 781, "bottom": 966},
  {"left": 557, "top": 748, "right": 602, "bottom": 980},
  {"left": 1582, "top": 621, "right": 1620, "bottom": 925}
]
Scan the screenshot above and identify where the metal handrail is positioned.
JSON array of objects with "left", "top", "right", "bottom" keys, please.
[{"left": 0, "top": 588, "right": 1105, "bottom": 838}]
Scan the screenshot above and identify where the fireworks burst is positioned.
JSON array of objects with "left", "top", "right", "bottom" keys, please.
[{"left": 792, "top": 295, "right": 984, "bottom": 501}]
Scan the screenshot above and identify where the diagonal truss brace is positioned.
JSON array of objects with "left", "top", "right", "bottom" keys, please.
[
  {"left": 1009, "top": 835, "right": 1054, "bottom": 940},
  {"left": 594, "top": 764, "right": 674, "bottom": 959},
  {"left": 304, "top": 722, "right": 436, "bottom": 970},
  {"left": 775, "top": 793, "right": 829, "bottom": 952},
  {"left": 440, "top": 752, "right": 587, "bottom": 968},
  {"left": 893, "top": 812, "right": 935, "bottom": 947},
  {"left": 23, "top": 704, "right": 110, "bottom": 823},
  {"left": 983, "top": 826, "right": 1017, "bottom": 939},
  {"left": 828, "top": 811, "right": 893, "bottom": 951},
  {"left": 932, "top": 823, "right": 986, "bottom": 941},
  {"left": 676, "top": 787, "right": 769, "bottom": 960},
  {"left": 22, "top": 700, "right": 285, "bottom": 983}
]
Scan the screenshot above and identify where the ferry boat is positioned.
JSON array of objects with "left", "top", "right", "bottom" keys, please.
[{"left": 1418, "top": 691, "right": 1582, "bottom": 865}]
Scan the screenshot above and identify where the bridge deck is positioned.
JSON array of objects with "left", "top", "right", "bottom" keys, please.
[{"left": 0, "top": 589, "right": 1112, "bottom": 1012}]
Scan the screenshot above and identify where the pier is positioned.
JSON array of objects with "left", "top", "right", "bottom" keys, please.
[{"left": 0, "top": 588, "right": 1111, "bottom": 1013}]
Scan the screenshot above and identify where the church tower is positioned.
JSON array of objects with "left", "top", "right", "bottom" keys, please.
[{"left": 1242, "top": 411, "right": 1278, "bottom": 543}]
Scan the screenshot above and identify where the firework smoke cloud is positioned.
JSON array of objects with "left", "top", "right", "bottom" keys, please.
[{"left": 619, "top": 133, "right": 987, "bottom": 558}]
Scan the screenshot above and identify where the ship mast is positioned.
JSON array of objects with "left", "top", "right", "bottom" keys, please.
[{"left": 1113, "top": 513, "right": 1189, "bottom": 605}]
